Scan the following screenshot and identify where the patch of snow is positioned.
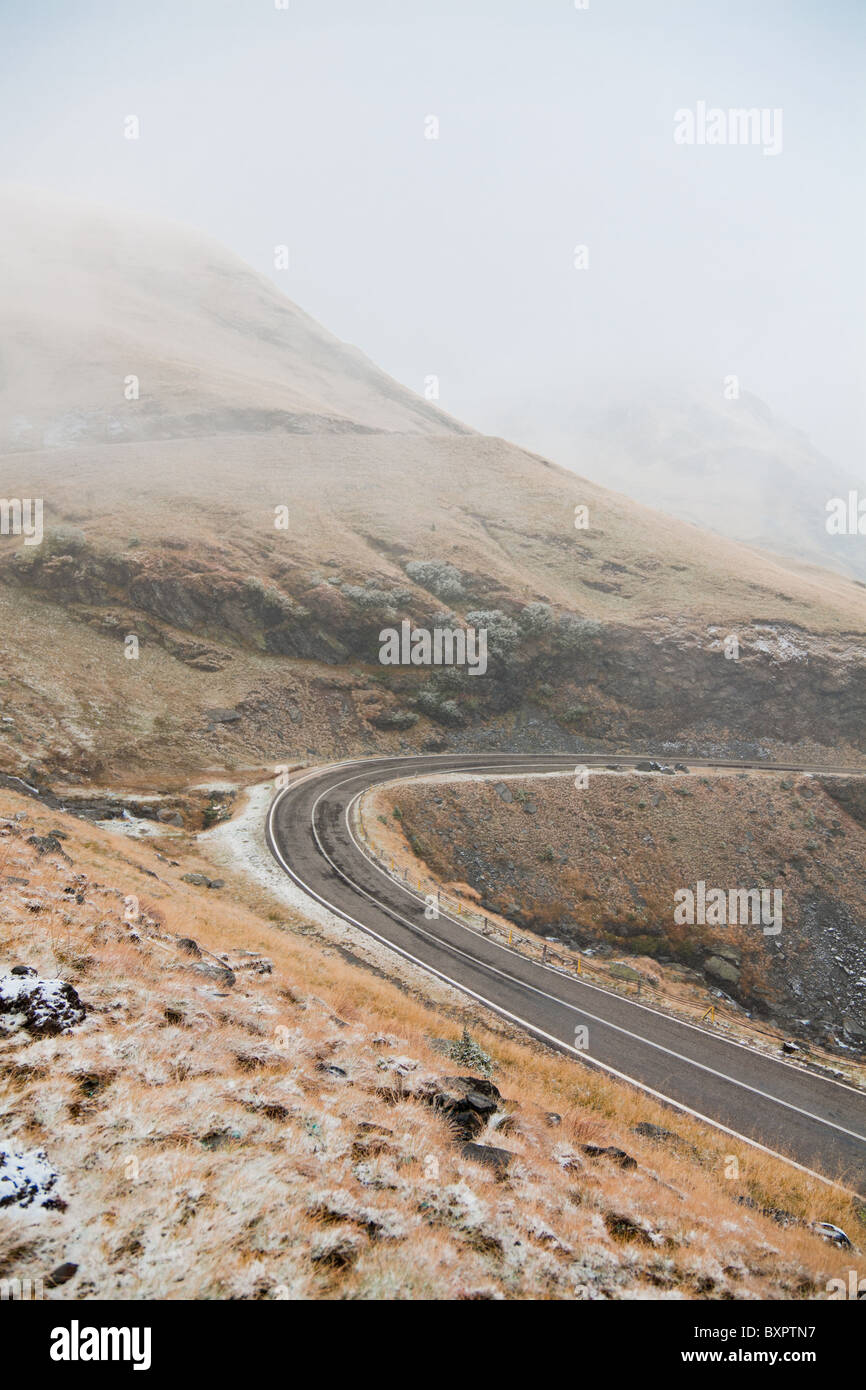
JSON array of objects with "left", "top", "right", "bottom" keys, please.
[
  {"left": 0, "top": 970, "right": 86, "bottom": 1035},
  {"left": 0, "top": 1144, "right": 65, "bottom": 1211},
  {"left": 94, "top": 816, "right": 177, "bottom": 839}
]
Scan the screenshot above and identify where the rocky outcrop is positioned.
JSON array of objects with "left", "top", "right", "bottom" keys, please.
[
  {"left": 416, "top": 1075, "right": 503, "bottom": 1140},
  {"left": 703, "top": 953, "right": 741, "bottom": 987},
  {"left": 5, "top": 534, "right": 866, "bottom": 755}
]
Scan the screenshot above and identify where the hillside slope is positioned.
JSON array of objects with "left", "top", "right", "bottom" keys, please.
[
  {"left": 2, "top": 784, "right": 859, "bottom": 1299},
  {"left": 0, "top": 187, "right": 467, "bottom": 448},
  {"left": 530, "top": 384, "right": 866, "bottom": 583},
  {"left": 0, "top": 192, "right": 864, "bottom": 783}
]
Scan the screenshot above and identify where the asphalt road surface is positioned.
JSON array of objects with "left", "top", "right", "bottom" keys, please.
[{"left": 267, "top": 752, "right": 866, "bottom": 1195}]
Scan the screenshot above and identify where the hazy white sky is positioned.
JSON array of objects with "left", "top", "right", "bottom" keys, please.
[{"left": 1, "top": 0, "right": 864, "bottom": 470}]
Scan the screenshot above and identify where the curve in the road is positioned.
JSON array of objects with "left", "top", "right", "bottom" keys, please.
[{"left": 266, "top": 752, "right": 866, "bottom": 1196}]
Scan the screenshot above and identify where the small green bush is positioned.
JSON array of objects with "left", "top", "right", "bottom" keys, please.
[{"left": 437, "top": 1027, "right": 494, "bottom": 1077}]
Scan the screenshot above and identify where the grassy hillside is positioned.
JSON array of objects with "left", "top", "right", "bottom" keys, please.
[
  {"left": 1, "top": 784, "right": 862, "bottom": 1299},
  {"left": 0, "top": 191, "right": 863, "bottom": 781}
]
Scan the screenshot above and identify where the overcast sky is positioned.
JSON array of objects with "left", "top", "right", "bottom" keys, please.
[{"left": 1, "top": 0, "right": 864, "bottom": 471}]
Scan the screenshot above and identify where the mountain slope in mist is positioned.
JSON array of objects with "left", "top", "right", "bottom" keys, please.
[
  {"left": 0, "top": 190, "right": 864, "bottom": 784},
  {"left": 522, "top": 385, "right": 866, "bottom": 583},
  {"left": 0, "top": 187, "right": 468, "bottom": 449}
]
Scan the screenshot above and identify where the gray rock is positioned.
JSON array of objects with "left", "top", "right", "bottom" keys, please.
[
  {"left": 704, "top": 954, "right": 740, "bottom": 986},
  {"left": 582, "top": 1143, "right": 637, "bottom": 1170},
  {"left": 460, "top": 1142, "right": 512, "bottom": 1174},
  {"left": 45, "top": 1262, "right": 78, "bottom": 1289},
  {"left": 632, "top": 1122, "right": 678, "bottom": 1144}
]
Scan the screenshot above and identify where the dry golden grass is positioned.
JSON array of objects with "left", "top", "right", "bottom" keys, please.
[{"left": 1, "top": 788, "right": 863, "bottom": 1301}]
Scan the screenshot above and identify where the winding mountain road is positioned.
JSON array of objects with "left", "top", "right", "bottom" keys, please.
[{"left": 266, "top": 752, "right": 866, "bottom": 1194}]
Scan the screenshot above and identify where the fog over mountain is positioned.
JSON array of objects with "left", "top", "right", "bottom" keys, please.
[
  {"left": 0, "top": 187, "right": 467, "bottom": 449},
  {"left": 1, "top": 0, "right": 863, "bottom": 494},
  {"left": 0, "top": 188, "right": 863, "bottom": 789},
  {"left": 486, "top": 379, "right": 866, "bottom": 583}
]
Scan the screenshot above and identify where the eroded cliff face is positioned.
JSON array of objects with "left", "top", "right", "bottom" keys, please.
[{"left": 2, "top": 528, "right": 863, "bottom": 783}]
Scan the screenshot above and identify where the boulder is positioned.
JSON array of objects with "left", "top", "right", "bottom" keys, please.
[
  {"left": 460, "top": 1142, "right": 512, "bottom": 1174},
  {"left": 703, "top": 954, "right": 740, "bottom": 986},
  {"left": 582, "top": 1143, "right": 637, "bottom": 1170}
]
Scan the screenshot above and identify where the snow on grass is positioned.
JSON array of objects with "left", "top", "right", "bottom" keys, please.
[
  {"left": 0, "top": 1143, "right": 64, "bottom": 1211},
  {"left": 0, "top": 970, "right": 86, "bottom": 1036}
]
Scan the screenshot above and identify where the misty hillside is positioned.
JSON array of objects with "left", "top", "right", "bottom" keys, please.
[
  {"left": 0, "top": 191, "right": 864, "bottom": 785},
  {"left": 523, "top": 385, "right": 866, "bottom": 584},
  {"left": 0, "top": 187, "right": 468, "bottom": 448}
]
